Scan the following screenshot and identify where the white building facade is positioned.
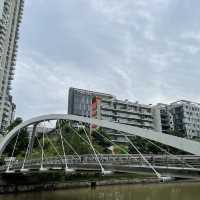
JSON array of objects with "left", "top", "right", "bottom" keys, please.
[
  {"left": 152, "top": 103, "right": 174, "bottom": 134},
  {"left": 153, "top": 100, "right": 200, "bottom": 139},
  {"left": 169, "top": 100, "right": 200, "bottom": 139},
  {"left": 0, "top": 0, "right": 24, "bottom": 134},
  {"left": 68, "top": 88, "right": 154, "bottom": 131},
  {"left": 100, "top": 98, "right": 154, "bottom": 130},
  {"left": 68, "top": 88, "right": 154, "bottom": 143}
]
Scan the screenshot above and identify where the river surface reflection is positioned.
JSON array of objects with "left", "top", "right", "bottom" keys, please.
[{"left": 0, "top": 182, "right": 200, "bottom": 200}]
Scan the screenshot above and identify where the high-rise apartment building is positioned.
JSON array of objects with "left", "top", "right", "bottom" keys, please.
[
  {"left": 0, "top": 0, "right": 24, "bottom": 134},
  {"left": 68, "top": 87, "right": 155, "bottom": 143},
  {"left": 68, "top": 87, "right": 114, "bottom": 117},
  {"left": 68, "top": 88, "right": 200, "bottom": 140},
  {"left": 68, "top": 88, "right": 154, "bottom": 130},
  {"left": 153, "top": 100, "right": 200, "bottom": 139},
  {"left": 169, "top": 100, "right": 200, "bottom": 138},
  {"left": 99, "top": 98, "right": 153, "bottom": 130},
  {"left": 152, "top": 103, "right": 174, "bottom": 134}
]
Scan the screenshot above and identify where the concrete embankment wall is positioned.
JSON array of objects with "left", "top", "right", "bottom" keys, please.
[{"left": 0, "top": 178, "right": 159, "bottom": 194}]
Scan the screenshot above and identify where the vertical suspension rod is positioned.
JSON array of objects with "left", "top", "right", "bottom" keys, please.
[
  {"left": 124, "top": 135, "right": 161, "bottom": 179},
  {"left": 83, "top": 127, "right": 104, "bottom": 172}
]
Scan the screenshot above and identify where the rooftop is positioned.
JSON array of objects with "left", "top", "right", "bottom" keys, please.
[
  {"left": 69, "top": 87, "right": 114, "bottom": 98},
  {"left": 170, "top": 100, "right": 200, "bottom": 107}
]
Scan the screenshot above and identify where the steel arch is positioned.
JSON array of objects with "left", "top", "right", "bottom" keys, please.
[{"left": 1, "top": 114, "right": 200, "bottom": 155}]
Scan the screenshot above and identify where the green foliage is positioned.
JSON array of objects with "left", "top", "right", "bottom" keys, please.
[
  {"left": 4, "top": 128, "right": 29, "bottom": 158},
  {"left": 6, "top": 117, "right": 23, "bottom": 133},
  {"left": 65, "top": 131, "right": 91, "bottom": 155},
  {"left": 92, "top": 128, "right": 111, "bottom": 150},
  {"left": 128, "top": 136, "right": 190, "bottom": 155},
  {"left": 113, "top": 144, "right": 129, "bottom": 154},
  {"left": 15, "top": 128, "right": 29, "bottom": 157},
  {"left": 4, "top": 118, "right": 29, "bottom": 158}
]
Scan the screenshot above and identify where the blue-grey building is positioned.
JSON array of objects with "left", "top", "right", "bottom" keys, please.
[{"left": 68, "top": 87, "right": 113, "bottom": 117}]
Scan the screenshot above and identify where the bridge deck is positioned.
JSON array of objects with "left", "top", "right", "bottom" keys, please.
[{"left": 2, "top": 155, "right": 200, "bottom": 178}]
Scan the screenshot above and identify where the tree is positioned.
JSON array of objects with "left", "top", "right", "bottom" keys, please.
[
  {"left": 4, "top": 117, "right": 29, "bottom": 158},
  {"left": 91, "top": 128, "right": 111, "bottom": 153},
  {"left": 128, "top": 136, "right": 189, "bottom": 155},
  {"left": 6, "top": 117, "right": 23, "bottom": 133}
]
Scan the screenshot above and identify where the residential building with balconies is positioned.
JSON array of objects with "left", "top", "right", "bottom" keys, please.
[
  {"left": 169, "top": 100, "right": 200, "bottom": 139},
  {"left": 68, "top": 88, "right": 155, "bottom": 143},
  {"left": 100, "top": 98, "right": 154, "bottom": 130},
  {"left": 0, "top": 0, "right": 24, "bottom": 134},
  {"left": 152, "top": 103, "right": 174, "bottom": 134}
]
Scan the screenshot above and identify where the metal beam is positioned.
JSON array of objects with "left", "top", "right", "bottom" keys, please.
[{"left": 0, "top": 114, "right": 200, "bottom": 155}]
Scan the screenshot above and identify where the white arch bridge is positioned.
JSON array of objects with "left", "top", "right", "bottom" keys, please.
[{"left": 1, "top": 114, "right": 200, "bottom": 180}]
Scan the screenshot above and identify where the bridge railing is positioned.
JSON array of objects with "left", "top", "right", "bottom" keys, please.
[{"left": 1, "top": 154, "right": 200, "bottom": 172}]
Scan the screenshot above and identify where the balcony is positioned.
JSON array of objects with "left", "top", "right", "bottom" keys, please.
[
  {"left": 101, "top": 105, "right": 152, "bottom": 116},
  {"left": 7, "top": 86, "right": 12, "bottom": 90},
  {"left": 10, "top": 66, "right": 15, "bottom": 70},
  {"left": 9, "top": 70, "right": 14, "bottom": 76},
  {"left": 8, "top": 75, "right": 14, "bottom": 80},
  {"left": 101, "top": 111, "right": 153, "bottom": 123}
]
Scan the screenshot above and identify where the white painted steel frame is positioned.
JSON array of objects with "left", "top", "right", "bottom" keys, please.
[{"left": 1, "top": 114, "right": 200, "bottom": 155}]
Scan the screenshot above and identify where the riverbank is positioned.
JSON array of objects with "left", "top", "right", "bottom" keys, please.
[
  {"left": 0, "top": 172, "right": 199, "bottom": 194},
  {"left": 0, "top": 178, "right": 159, "bottom": 194},
  {"left": 0, "top": 172, "right": 158, "bottom": 194},
  {"left": 2, "top": 180, "right": 200, "bottom": 200}
]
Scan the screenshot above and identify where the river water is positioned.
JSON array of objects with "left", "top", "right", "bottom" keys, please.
[{"left": 0, "top": 182, "right": 200, "bottom": 200}]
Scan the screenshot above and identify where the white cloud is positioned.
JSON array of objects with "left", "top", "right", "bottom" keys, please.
[
  {"left": 13, "top": 0, "right": 200, "bottom": 119},
  {"left": 181, "top": 31, "right": 200, "bottom": 41}
]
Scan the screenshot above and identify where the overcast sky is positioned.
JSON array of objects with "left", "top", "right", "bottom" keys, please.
[{"left": 13, "top": 0, "right": 200, "bottom": 120}]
